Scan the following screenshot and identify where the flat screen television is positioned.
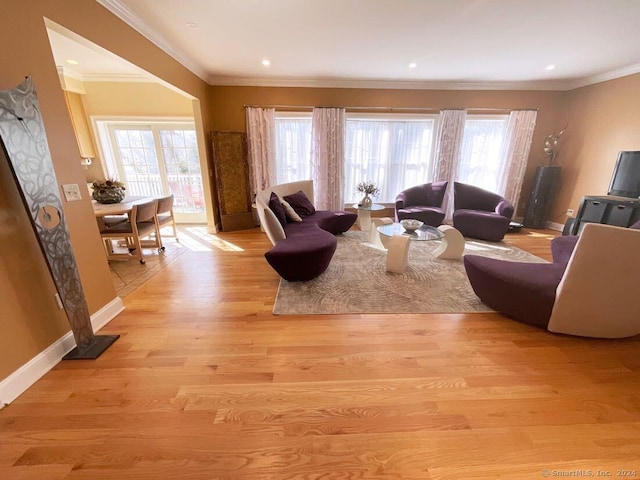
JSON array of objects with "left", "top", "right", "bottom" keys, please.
[{"left": 608, "top": 151, "right": 640, "bottom": 199}]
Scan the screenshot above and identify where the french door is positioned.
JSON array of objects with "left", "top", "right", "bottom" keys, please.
[{"left": 106, "top": 123, "right": 205, "bottom": 223}]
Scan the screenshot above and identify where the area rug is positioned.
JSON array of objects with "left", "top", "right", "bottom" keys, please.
[{"left": 273, "top": 230, "right": 547, "bottom": 314}]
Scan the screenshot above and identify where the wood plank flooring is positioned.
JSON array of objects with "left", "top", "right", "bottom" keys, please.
[{"left": 1, "top": 227, "right": 639, "bottom": 479}]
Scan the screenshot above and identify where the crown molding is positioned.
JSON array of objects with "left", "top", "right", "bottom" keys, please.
[
  {"left": 208, "top": 75, "right": 573, "bottom": 91},
  {"left": 95, "top": 0, "right": 209, "bottom": 82},
  {"left": 563, "top": 62, "right": 640, "bottom": 90}
]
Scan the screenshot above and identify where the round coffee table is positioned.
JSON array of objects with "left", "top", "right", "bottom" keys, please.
[{"left": 377, "top": 223, "right": 444, "bottom": 273}]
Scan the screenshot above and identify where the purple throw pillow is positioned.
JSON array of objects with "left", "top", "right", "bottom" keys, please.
[
  {"left": 283, "top": 190, "right": 315, "bottom": 218},
  {"left": 269, "top": 192, "right": 287, "bottom": 228}
]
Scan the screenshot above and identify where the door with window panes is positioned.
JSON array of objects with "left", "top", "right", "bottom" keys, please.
[{"left": 107, "top": 123, "right": 206, "bottom": 223}]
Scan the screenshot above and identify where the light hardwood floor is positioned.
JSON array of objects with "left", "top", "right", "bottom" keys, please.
[{"left": 1, "top": 227, "right": 639, "bottom": 479}]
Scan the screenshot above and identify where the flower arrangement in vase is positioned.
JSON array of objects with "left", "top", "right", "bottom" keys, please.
[
  {"left": 91, "top": 178, "right": 126, "bottom": 204},
  {"left": 356, "top": 181, "right": 380, "bottom": 208}
]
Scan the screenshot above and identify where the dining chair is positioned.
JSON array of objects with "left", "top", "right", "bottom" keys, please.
[
  {"left": 99, "top": 199, "right": 159, "bottom": 264},
  {"left": 143, "top": 194, "right": 177, "bottom": 250}
]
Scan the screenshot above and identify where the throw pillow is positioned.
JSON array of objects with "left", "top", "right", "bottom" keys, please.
[
  {"left": 280, "top": 198, "right": 302, "bottom": 222},
  {"left": 268, "top": 192, "right": 287, "bottom": 228},
  {"left": 283, "top": 190, "right": 316, "bottom": 218}
]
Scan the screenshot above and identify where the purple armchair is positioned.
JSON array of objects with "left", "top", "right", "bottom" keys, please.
[
  {"left": 453, "top": 182, "right": 514, "bottom": 242},
  {"left": 395, "top": 181, "right": 448, "bottom": 226}
]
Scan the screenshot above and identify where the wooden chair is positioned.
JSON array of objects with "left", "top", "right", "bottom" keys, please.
[{"left": 99, "top": 199, "right": 159, "bottom": 264}]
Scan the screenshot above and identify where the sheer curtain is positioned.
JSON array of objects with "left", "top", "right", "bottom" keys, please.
[
  {"left": 457, "top": 117, "right": 509, "bottom": 192},
  {"left": 275, "top": 116, "right": 312, "bottom": 185},
  {"left": 343, "top": 118, "right": 435, "bottom": 203},
  {"left": 245, "top": 107, "right": 276, "bottom": 195},
  {"left": 311, "top": 108, "right": 346, "bottom": 210},
  {"left": 498, "top": 110, "right": 538, "bottom": 209},
  {"left": 431, "top": 110, "right": 466, "bottom": 219}
]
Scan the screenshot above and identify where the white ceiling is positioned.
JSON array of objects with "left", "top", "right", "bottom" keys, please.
[{"left": 57, "top": 0, "right": 640, "bottom": 89}]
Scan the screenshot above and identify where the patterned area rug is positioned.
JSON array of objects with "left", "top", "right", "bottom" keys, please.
[{"left": 273, "top": 230, "right": 546, "bottom": 314}]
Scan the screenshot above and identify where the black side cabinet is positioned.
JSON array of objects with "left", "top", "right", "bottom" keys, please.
[
  {"left": 523, "top": 166, "right": 561, "bottom": 228},
  {"left": 570, "top": 195, "right": 640, "bottom": 235}
]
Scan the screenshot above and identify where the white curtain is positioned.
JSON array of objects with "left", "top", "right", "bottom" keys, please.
[
  {"left": 498, "top": 110, "right": 538, "bottom": 210},
  {"left": 245, "top": 107, "right": 276, "bottom": 195},
  {"left": 431, "top": 110, "right": 466, "bottom": 220},
  {"left": 343, "top": 119, "right": 435, "bottom": 203},
  {"left": 311, "top": 108, "right": 346, "bottom": 210}
]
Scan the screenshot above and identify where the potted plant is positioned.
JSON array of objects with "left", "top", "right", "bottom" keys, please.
[
  {"left": 356, "top": 181, "right": 380, "bottom": 208},
  {"left": 91, "top": 178, "right": 126, "bottom": 204}
]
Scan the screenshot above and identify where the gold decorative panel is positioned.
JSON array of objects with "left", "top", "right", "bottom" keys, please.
[{"left": 211, "top": 131, "right": 253, "bottom": 231}]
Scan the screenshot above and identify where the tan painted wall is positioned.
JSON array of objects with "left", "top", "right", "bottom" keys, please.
[
  {"left": 83, "top": 81, "right": 194, "bottom": 117},
  {"left": 80, "top": 81, "right": 195, "bottom": 180},
  {"left": 209, "top": 86, "right": 568, "bottom": 216},
  {"left": 0, "top": 0, "right": 212, "bottom": 384},
  {"left": 552, "top": 74, "right": 640, "bottom": 222}
]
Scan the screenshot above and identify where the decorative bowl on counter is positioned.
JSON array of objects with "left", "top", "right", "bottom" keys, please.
[{"left": 400, "top": 219, "right": 424, "bottom": 233}]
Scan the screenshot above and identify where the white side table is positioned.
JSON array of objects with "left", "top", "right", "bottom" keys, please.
[{"left": 352, "top": 203, "right": 385, "bottom": 231}]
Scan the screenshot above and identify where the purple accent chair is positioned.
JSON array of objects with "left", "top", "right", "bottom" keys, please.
[
  {"left": 453, "top": 182, "right": 514, "bottom": 242},
  {"left": 395, "top": 181, "right": 448, "bottom": 226},
  {"left": 464, "top": 223, "right": 640, "bottom": 338}
]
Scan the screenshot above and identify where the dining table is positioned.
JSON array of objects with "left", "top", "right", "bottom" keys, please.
[{"left": 92, "top": 195, "right": 153, "bottom": 230}]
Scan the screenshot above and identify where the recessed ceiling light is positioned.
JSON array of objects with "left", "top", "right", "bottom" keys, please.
[
  {"left": 545, "top": 64, "right": 556, "bottom": 71},
  {"left": 262, "top": 59, "right": 271, "bottom": 67},
  {"left": 186, "top": 22, "right": 199, "bottom": 29},
  {"left": 409, "top": 63, "right": 417, "bottom": 69},
  {"left": 66, "top": 59, "right": 79, "bottom": 65}
]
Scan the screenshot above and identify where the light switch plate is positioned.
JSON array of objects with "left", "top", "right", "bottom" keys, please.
[{"left": 62, "top": 184, "right": 82, "bottom": 202}]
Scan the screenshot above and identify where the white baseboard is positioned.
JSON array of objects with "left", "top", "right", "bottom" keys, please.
[
  {"left": 0, "top": 297, "right": 124, "bottom": 407},
  {"left": 547, "top": 221, "right": 564, "bottom": 232}
]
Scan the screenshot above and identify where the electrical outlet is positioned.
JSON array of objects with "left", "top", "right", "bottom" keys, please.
[
  {"left": 566, "top": 209, "right": 574, "bottom": 216},
  {"left": 62, "top": 184, "right": 82, "bottom": 202}
]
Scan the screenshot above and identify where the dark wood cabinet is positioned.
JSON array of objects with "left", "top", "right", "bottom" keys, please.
[{"left": 571, "top": 195, "right": 640, "bottom": 234}]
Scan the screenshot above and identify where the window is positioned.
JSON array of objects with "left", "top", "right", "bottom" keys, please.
[
  {"left": 274, "top": 113, "right": 312, "bottom": 184},
  {"left": 457, "top": 116, "right": 509, "bottom": 193},
  {"left": 344, "top": 115, "right": 437, "bottom": 203},
  {"left": 98, "top": 121, "right": 206, "bottom": 223}
]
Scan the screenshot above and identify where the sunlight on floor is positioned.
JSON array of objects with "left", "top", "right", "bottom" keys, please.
[
  {"left": 180, "top": 226, "right": 244, "bottom": 252},
  {"left": 465, "top": 240, "right": 513, "bottom": 253}
]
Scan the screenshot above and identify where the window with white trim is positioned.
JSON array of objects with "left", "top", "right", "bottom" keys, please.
[
  {"left": 344, "top": 114, "right": 437, "bottom": 203},
  {"left": 457, "top": 116, "right": 509, "bottom": 193}
]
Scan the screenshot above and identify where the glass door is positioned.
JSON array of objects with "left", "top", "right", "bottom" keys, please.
[{"left": 106, "top": 123, "right": 206, "bottom": 223}]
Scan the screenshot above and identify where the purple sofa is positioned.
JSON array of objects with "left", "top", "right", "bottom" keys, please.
[
  {"left": 262, "top": 191, "right": 356, "bottom": 281},
  {"left": 464, "top": 220, "right": 640, "bottom": 332},
  {"left": 395, "top": 181, "right": 448, "bottom": 226},
  {"left": 453, "top": 182, "right": 514, "bottom": 242}
]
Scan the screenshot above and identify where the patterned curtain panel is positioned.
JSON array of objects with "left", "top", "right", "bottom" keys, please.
[
  {"left": 431, "top": 109, "right": 467, "bottom": 219},
  {"left": 245, "top": 107, "right": 276, "bottom": 195},
  {"left": 498, "top": 110, "right": 538, "bottom": 210},
  {"left": 311, "top": 108, "right": 346, "bottom": 210}
]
